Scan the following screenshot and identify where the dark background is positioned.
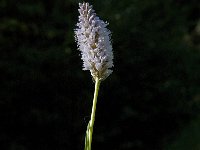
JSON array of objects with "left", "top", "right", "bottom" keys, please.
[{"left": 0, "top": 0, "right": 200, "bottom": 149}]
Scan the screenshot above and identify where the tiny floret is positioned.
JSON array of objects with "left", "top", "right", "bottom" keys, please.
[{"left": 75, "top": 2, "right": 114, "bottom": 80}]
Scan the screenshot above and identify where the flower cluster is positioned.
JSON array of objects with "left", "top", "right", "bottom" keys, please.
[{"left": 75, "top": 2, "right": 113, "bottom": 80}]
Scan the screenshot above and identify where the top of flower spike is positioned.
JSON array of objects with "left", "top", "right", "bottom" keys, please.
[{"left": 75, "top": 2, "right": 113, "bottom": 81}]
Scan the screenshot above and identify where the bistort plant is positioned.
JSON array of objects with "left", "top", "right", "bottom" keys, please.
[{"left": 74, "top": 2, "right": 114, "bottom": 150}]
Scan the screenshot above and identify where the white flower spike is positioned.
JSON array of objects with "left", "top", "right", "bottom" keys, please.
[{"left": 75, "top": 2, "right": 114, "bottom": 81}]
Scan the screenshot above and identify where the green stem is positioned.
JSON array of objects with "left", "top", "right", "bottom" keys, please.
[
  {"left": 89, "top": 78, "right": 101, "bottom": 146},
  {"left": 84, "top": 77, "right": 101, "bottom": 150}
]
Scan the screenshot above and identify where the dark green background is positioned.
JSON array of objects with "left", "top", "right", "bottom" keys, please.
[{"left": 0, "top": 0, "right": 200, "bottom": 149}]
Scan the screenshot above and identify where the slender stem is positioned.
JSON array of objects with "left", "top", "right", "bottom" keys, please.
[
  {"left": 90, "top": 78, "right": 101, "bottom": 131},
  {"left": 86, "top": 77, "right": 101, "bottom": 150}
]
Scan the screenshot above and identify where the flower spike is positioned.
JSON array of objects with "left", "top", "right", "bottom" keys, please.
[{"left": 75, "top": 2, "right": 114, "bottom": 81}]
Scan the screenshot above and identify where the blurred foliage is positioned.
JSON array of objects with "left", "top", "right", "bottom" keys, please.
[
  {"left": 0, "top": 0, "right": 200, "bottom": 150},
  {"left": 165, "top": 116, "right": 200, "bottom": 150}
]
